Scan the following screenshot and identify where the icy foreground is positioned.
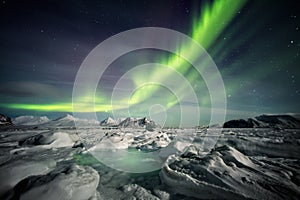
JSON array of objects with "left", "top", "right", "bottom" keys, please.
[{"left": 0, "top": 114, "right": 299, "bottom": 199}]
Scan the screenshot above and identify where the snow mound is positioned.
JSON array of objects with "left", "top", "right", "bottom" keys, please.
[
  {"left": 160, "top": 145, "right": 300, "bottom": 199},
  {"left": 158, "top": 141, "right": 191, "bottom": 160},
  {"left": 12, "top": 116, "right": 50, "bottom": 125},
  {"left": 121, "top": 184, "right": 159, "bottom": 200},
  {"left": 5, "top": 164, "right": 99, "bottom": 200},
  {"left": 131, "top": 131, "right": 171, "bottom": 151},
  {"left": 89, "top": 132, "right": 129, "bottom": 150},
  {"left": 19, "top": 131, "right": 79, "bottom": 148},
  {"left": 87, "top": 129, "right": 172, "bottom": 152},
  {"left": 0, "top": 159, "right": 56, "bottom": 197}
]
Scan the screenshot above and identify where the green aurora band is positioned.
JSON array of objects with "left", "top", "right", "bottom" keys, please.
[{"left": 2, "top": 0, "right": 247, "bottom": 113}]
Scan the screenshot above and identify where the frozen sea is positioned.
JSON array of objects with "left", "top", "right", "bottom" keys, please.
[{"left": 0, "top": 115, "right": 299, "bottom": 199}]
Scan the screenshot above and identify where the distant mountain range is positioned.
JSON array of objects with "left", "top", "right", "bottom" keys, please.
[
  {"left": 0, "top": 114, "right": 160, "bottom": 130},
  {"left": 100, "top": 117, "right": 160, "bottom": 131},
  {"left": 43, "top": 114, "right": 100, "bottom": 127},
  {"left": 1, "top": 113, "right": 300, "bottom": 129},
  {"left": 223, "top": 114, "right": 300, "bottom": 129},
  {"left": 12, "top": 116, "right": 50, "bottom": 125}
]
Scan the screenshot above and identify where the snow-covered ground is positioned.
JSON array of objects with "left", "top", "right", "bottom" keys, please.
[{"left": 0, "top": 114, "right": 299, "bottom": 199}]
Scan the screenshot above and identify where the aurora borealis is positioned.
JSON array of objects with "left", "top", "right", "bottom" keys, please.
[{"left": 0, "top": 0, "right": 299, "bottom": 126}]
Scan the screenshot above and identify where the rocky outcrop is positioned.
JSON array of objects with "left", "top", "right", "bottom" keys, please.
[
  {"left": 0, "top": 114, "right": 12, "bottom": 126},
  {"left": 223, "top": 114, "right": 300, "bottom": 129}
]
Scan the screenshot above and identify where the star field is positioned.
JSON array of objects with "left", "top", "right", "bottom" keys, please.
[{"left": 0, "top": 0, "right": 299, "bottom": 125}]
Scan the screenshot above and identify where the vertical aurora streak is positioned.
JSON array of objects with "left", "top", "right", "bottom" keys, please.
[{"left": 129, "top": 0, "right": 246, "bottom": 106}]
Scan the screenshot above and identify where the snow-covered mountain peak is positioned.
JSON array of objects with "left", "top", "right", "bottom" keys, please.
[
  {"left": 13, "top": 116, "right": 50, "bottom": 125},
  {"left": 100, "top": 117, "right": 116, "bottom": 126},
  {"left": 54, "top": 114, "right": 75, "bottom": 121}
]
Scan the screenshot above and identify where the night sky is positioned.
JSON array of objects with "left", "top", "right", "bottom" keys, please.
[{"left": 0, "top": 0, "right": 299, "bottom": 126}]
